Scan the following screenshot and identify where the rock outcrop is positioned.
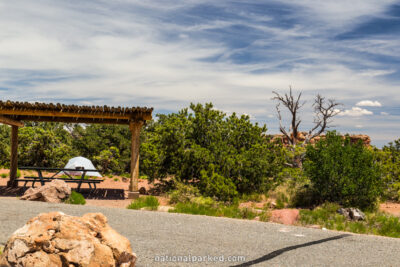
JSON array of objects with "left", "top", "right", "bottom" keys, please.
[
  {"left": 0, "top": 212, "right": 136, "bottom": 267},
  {"left": 21, "top": 180, "right": 71, "bottom": 203},
  {"left": 337, "top": 207, "right": 366, "bottom": 221},
  {"left": 272, "top": 132, "right": 371, "bottom": 146},
  {"left": 270, "top": 209, "right": 299, "bottom": 225}
]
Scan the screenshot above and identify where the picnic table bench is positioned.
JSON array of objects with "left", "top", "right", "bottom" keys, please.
[{"left": 16, "top": 167, "right": 104, "bottom": 191}]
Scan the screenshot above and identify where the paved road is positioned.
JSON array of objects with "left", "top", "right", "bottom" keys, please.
[{"left": 1, "top": 198, "right": 400, "bottom": 266}]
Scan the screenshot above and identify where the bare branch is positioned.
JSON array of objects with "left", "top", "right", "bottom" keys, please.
[
  {"left": 304, "top": 95, "right": 341, "bottom": 144},
  {"left": 272, "top": 88, "right": 341, "bottom": 147},
  {"left": 272, "top": 87, "right": 304, "bottom": 145},
  {"left": 275, "top": 103, "right": 291, "bottom": 143}
]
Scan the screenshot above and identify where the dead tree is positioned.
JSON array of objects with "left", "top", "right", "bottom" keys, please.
[
  {"left": 272, "top": 87, "right": 305, "bottom": 147},
  {"left": 272, "top": 87, "right": 341, "bottom": 167},
  {"left": 272, "top": 87, "right": 341, "bottom": 146}
]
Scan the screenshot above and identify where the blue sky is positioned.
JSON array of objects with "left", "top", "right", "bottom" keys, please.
[{"left": 0, "top": 0, "right": 399, "bottom": 147}]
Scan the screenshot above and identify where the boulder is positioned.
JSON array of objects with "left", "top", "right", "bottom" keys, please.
[
  {"left": 337, "top": 208, "right": 351, "bottom": 220},
  {"left": 0, "top": 212, "right": 136, "bottom": 267},
  {"left": 349, "top": 208, "right": 366, "bottom": 221},
  {"left": 337, "top": 207, "right": 366, "bottom": 221},
  {"left": 20, "top": 180, "right": 71, "bottom": 203},
  {"left": 270, "top": 209, "right": 299, "bottom": 225},
  {"left": 138, "top": 187, "right": 147, "bottom": 195}
]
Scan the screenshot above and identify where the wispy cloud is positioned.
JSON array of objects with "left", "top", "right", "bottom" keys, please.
[{"left": 0, "top": 0, "right": 399, "bottom": 146}]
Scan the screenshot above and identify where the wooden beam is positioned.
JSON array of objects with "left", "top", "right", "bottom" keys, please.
[
  {"left": 0, "top": 108, "right": 152, "bottom": 121},
  {"left": 14, "top": 116, "right": 131, "bottom": 125},
  {"left": 128, "top": 120, "right": 144, "bottom": 196},
  {"left": 0, "top": 115, "right": 24, "bottom": 127},
  {"left": 8, "top": 125, "right": 19, "bottom": 187}
]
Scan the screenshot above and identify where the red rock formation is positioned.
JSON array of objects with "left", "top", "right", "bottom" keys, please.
[{"left": 271, "top": 132, "right": 371, "bottom": 146}]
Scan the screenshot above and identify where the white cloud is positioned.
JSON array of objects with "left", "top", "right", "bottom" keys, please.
[
  {"left": 356, "top": 100, "right": 382, "bottom": 107},
  {"left": 381, "top": 112, "right": 389, "bottom": 116},
  {"left": 355, "top": 124, "right": 363, "bottom": 128},
  {"left": 0, "top": 0, "right": 399, "bottom": 146},
  {"left": 339, "top": 107, "right": 373, "bottom": 117},
  {"left": 0, "top": 1, "right": 399, "bottom": 110},
  {"left": 280, "top": 0, "right": 398, "bottom": 28},
  {"left": 359, "top": 69, "right": 396, "bottom": 77}
]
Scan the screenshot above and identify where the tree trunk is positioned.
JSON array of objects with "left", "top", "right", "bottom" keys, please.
[
  {"left": 8, "top": 126, "right": 19, "bottom": 187},
  {"left": 128, "top": 120, "right": 143, "bottom": 198}
]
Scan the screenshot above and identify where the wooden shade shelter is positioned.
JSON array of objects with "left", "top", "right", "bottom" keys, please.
[{"left": 0, "top": 100, "right": 153, "bottom": 198}]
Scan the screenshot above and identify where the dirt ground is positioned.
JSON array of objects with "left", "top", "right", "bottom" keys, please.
[
  {"left": 0, "top": 169, "right": 165, "bottom": 208},
  {"left": 379, "top": 202, "right": 400, "bottom": 216}
]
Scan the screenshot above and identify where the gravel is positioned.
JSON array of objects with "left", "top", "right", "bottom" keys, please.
[{"left": 1, "top": 197, "right": 400, "bottom": 266}]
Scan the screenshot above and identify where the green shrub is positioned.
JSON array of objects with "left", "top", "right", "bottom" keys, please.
[
  {"left": 376, "top": 139, "right": 400, "bottom": 201},
  {"left": 170, "top": 201, "right": 257, "bottom": 220},
  {"left": 16, "top": 169, "right": 21, "bottom": 178},
  {"left": 113, "top": 178, "right": 119, "bottom": 182},
  {"left": 239, "top": 207, "right": 258, "bottom": 219},
  {"left": 1, "top": 173, "right": 7, "bottom": 178},
  {"left": 299, "top": 203, "right": 400, "bottom": 238},
  {"left": 141, "top": 103, "right": 284, "bottom": 197},
  {"left": 240, "top": 193, "right": 263, "bottom": 202},
  {"left": 290, "top": 185, "right": 316, "bottom": 208},
  {"left": 259, "top": 210, "right": 271, "bottom": 222},
  {"left": 374, "top": 214, "right": 400, "bottom": 237},
  {"left": 171, "top": 202, "right": 219, "bottom": 216},
  {"left": 169, "top": 180, "right": 200, "bottom": 204},
  {"left": 121, "top": 173, "right": 131, "bottom": 178},
  {"left": 17, "top": 123, "right": 74, "bottom": 168},
  {"left": 275, "top": 192, "right": 289, "bottom": 209},
  {"left": 64, "top": 191, "right": 86, "bottom": 205},
  {"left": 199, "top": 167, "right": 238, "bottom": 202},
  {"left": 94, "top": 146, "right": 121, "bottom": 174},
  {"left": 191, "top": 196, "right": 216, "bottom": 206},
  {"left": 304, "top": 131, "right": 382, "bottom": 211},
  {"left": 127, "top": 196, "right": 159, "bottom": 211},
  {"left": 275, "top": 166, "right": 315, "bottom": 208}
]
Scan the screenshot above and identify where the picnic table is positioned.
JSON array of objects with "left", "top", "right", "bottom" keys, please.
[{"left": 16, "top": 167, "right": 104, "bottom": 191}]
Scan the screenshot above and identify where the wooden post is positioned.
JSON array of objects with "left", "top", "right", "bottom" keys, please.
[
  {"left": 127, "top": 120, "right": 144, "bottom": 199},
  {"left": 7, "top": 125, "right": 19, "bottom": 187}
]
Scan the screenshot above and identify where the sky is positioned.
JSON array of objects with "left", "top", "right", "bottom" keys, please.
[{"left": 0, "top": 0, "right": 399, "bottom": 147}]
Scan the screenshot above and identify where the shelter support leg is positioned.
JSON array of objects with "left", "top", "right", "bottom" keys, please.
[
  {"left": 127, "top": 120, "right": 143, "bottom": 199},
  {"left": 7, "top": 125, "right": 19, "bottom": 188}
]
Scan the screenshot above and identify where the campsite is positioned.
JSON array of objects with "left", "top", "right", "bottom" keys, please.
[
  {"left": 1, "top": 1, "right": 400, "bottom": 266},
  {"left": 0, "top": 101, "right": 400, "bottom": 266}
]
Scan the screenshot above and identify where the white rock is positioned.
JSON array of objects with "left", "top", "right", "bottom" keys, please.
[
  {"left": 0, "top": 212, "right": 137, "bottom": 267},
  {"left": 20, "top": 180, "right": 71, "bottom": 203}
]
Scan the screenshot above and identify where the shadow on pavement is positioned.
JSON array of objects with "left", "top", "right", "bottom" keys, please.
[
  {"left": 231, "top": 234, "right": 351, "bottom": 267},
  {"left": 78, "top": 188, "right": 125, "bottom": 200},
  {"left": 0, "top": 186, "right": 28, "bottom": 196},
  {"left": 0, "top": 186, "right": 125, "bottom": 200}
]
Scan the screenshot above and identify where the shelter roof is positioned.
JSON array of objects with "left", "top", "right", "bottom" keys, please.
[{"left": 0, "top": 100, "right": 153, "bottom": 126}]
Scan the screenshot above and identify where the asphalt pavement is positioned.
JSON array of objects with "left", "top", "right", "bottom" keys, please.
[{"left": 1, "top": 197, "right": 400, "bottom": 266}]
